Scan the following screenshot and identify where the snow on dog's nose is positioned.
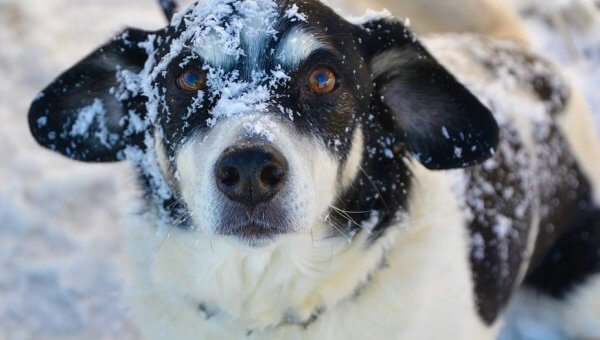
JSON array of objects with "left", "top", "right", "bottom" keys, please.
[{"left": 215, "top": 139, "right": 288, "bottom": 206}]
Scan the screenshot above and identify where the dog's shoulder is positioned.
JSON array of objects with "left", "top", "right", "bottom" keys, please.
[
  {"left": 422, "top": 34, "right": 593, "bottom": 323},
  {"left": 422, "top": 34, "right": 569, "bottom": 116}
]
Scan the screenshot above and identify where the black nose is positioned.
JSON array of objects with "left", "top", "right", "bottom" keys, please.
[{"left": 215, "top": 141, "right": 288, "bottom": 206}]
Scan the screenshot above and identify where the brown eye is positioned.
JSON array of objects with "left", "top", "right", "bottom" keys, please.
[
  {"left": 176, "top": 67, "right": 206, "bottom": 93},
  {"left": 308, "top": 66, "right": 337, "bottom": 94}
]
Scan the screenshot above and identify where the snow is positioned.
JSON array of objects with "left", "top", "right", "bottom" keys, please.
[
  {"left": 346, "top": 8, "right": 393, "bottom": 25},
  {"left": 70, "top": 100, "right": 105, "bottom": 138},
  {"left": 494, "top": 215, "right": 512, "bottom": 239},
  {"left": 242, "top": 116, "right": 279, "bottom": 142},
  {"left": 36, "top": 117, "right": 48, "bottom": 128},
  {"left": 442, "top": 126, "right": 450, "bottom": 139},
  {"left": 69, "top": 99, "right": 119, "bottom": 147},
  {"left": 0, "top": 1, "right": 166, "bottom": 338},
  {"left": 285, "top": 4, "right": 308, "bottom": 23},
  {"left": 471, "top": 232, "right": 486, "bottom": 260},
  {"left": 0, "top": 0, "right": 598, "bottom": 339},
  {"left": 108, "top": 0, "right": 293, "bottom": 223},
  {"left": 139, "top": 0, "right": 293, "bottom": 130},
  {"left": 453, "top": 146, "right": 463, "bottom": 159}
]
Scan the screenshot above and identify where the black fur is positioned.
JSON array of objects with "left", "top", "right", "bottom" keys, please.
[
  {"left": 358, "top": 19, "right": 499, "bottom": 170},
  {"left": 526, "top": 208, "right": 600, "bottom": 298},
  {"left": 28, "top": 29, "right": 151, "bottom": 162},
  {"left": 464, "top": 123, "right": 534, "bottom": 324},
  {"left": 459, "top": 40, "right": 600, "bottom": 323}
]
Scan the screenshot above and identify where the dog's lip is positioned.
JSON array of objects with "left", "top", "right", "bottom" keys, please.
[
  {"left": 216, "top": 202, "right": 291, "bottom": 241},
  {"left": 219, "top": 220, "right": 288, "bottom": 240}
]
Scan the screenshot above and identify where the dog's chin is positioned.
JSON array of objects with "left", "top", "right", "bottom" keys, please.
[
  {"left": 217, "top": 221, "right": 290, "bottom": 247},
  {"left": 211, "top": 202, "right": 297, "bottom": 247}
]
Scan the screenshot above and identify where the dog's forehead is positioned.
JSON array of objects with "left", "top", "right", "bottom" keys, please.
[
  {"left": 166, "top": 0, "right": 344, "bottom": 70},
  {"left": 143, "top": 0, "right": 365, "bottom": 142}
]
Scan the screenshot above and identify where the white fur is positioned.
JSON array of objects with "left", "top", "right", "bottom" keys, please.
[
  {"left": 276, "top": 27, "right": 330, "bottom": 68},
  {"left": 175, "top": 0, "right": 281, "bottom": 70},
  {"left": 175, "top": 114, "right": 339, "bottom": 238},
  {"left": 193, "top": 44, "right": 237, "bottom": 70},
  {"left": 126, "top": 161, "right": 497, "bottom": 339},
  {"left": 154, "top": 130, "right": 173, "bottom": 185},
  {"left": 339, "top": 126, "right": 363, "bottom": 190},
  {"left": 370, "top": 49, "right": 414, "bottom": 78},
  {"left": 555, "top": 83, "right": 600, "bottom": 204}
]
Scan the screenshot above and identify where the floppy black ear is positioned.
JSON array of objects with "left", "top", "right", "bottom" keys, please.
[
  {"left": 356, "top": 18, "right": 499, "bottom": 169},
  {"left": 28, "top": 28, "right": 153, "bottom": 162}
]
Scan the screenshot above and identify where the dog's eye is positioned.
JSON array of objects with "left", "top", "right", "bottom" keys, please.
[
  {"left": 176, "top": 67, "right": 206, "bottom": 93},
  {"left": 308, "top": 66, "right": 337, "bottom": 94}
]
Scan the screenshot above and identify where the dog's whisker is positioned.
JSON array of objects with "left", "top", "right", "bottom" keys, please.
[
  {"left": 152, "top": 223, "right": 178, "bottom": 268},
  {"left": 328, "top": 205, "right": 375, "bottom": 237},
  {"left": 359, "top": 165, "right": 390, "bottom": 211},
  {"left": 322, "top": 213, "right": 353, "bottom": 243},
  {"left": 330, "top": 192, "right": 371, "bottom": 215},
  {"left": 329, "top": 204, "right": 361, "bottom": 221},
  {"left": 328, "top": 204, "right": 364, "bottom": 230}
]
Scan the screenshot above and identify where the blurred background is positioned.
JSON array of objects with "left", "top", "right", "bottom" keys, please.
[{"left": 0, "top": 0, "right": 598, "bottom": 339}]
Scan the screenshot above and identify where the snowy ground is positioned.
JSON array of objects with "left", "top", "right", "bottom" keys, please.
[{"left": 0, "top": 1, "right": 598, "bottom": 339}]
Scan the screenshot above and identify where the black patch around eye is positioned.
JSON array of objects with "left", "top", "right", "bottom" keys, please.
[
  {"left": 296, "top": 50, "right": 345, "bottom": 82},
  {"left": 262, "top": 40, "right": 371, "bottom": 157},
  {"left": 291, "top": 50, "right": 365, "bottom": 106},
  {"left": 157, "top": 52, "right": 212, "bottom": 153}
]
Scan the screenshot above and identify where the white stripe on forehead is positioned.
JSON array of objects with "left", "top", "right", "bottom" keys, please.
[
  {"left": 192, "top": 44, "right": 238, "bottom": 69},
  {"left": 174, "top": 0, "right": 280, "bottom": 70},
  {"left": 276, "top": 27, "right": 330, "bottom": 68}
]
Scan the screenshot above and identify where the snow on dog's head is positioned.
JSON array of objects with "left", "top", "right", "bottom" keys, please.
[{"left": 28, "top": 0, "right": 499, "bottom": 246}]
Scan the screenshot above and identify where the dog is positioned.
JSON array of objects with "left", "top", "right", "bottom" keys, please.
[{"left": 27, "top": 0, "right": 600, "bottom": 338}]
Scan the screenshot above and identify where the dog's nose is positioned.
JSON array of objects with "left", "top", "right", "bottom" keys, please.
[{"left": 215, "top": 141, "right": 288, "bottom": 206}]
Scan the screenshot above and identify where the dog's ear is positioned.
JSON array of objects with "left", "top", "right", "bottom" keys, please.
[
  {"left": 28, "top": 28, "right": 153, "bottom": 162},
  {"left": 356, "top": 18, "right": 499, "bottom": 169}
]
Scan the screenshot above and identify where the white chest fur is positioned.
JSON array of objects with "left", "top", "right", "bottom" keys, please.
[{"left": 125, "top": 164, "right": 498, "bottom": 340}]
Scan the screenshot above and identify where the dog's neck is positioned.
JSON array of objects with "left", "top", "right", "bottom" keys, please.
[
  {"left": 125, "top": 203, "right": 401, "bottom": 332},
  {"left": 125, "top": 165, "right": 492, "bottom": 339}
]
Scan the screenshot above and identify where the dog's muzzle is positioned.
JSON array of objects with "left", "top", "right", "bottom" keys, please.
[{"left": 212, "top": 138, "right": 292, "bottom": 244}]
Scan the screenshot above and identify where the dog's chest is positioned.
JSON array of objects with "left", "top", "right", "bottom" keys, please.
[
  {"left": 125, "top": 166, "right": 499, "bottom": 339},
  {"left": 125, "top": 211, "right": 397, "bottom": 338}
]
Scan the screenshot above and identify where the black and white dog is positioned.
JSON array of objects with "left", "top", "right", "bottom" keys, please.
[{"left": 27, "top": 0, "right": 600, "bottom": 338}]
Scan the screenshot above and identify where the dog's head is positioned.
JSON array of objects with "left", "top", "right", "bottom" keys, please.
[{"left": 28, "top": 0, "right": 498, "bottom": 246}]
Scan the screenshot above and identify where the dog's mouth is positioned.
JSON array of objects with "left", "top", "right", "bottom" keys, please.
[
  {"left": 216, "top": 204, "right": 293, "bottom": 244},
  {"left": 219, "top": 220, "right": 288, "bottom": 241}
]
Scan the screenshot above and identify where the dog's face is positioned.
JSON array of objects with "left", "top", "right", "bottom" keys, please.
[{"left": 28, "top": 0, "right": 498, "bottom": 246}]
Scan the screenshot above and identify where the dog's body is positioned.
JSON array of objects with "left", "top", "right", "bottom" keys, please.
[
  {"left": 27, "top": 0, "right": 600, "bottom": 339},
  {"left": 328, "top": 0, "right": 531, "bottom": 45}
]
